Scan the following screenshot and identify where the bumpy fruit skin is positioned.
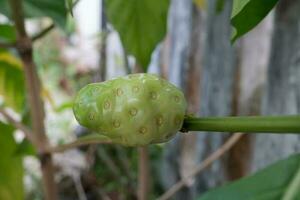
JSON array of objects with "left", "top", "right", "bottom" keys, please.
[{"left": 73, "top": 73, "right": 187, "bottom": 146}]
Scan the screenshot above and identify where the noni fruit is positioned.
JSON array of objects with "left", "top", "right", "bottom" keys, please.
[{"left": 73, "top": 73, "right": 187, "bottom": 146}]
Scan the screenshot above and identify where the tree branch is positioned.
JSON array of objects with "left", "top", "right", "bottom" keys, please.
[
  {"left": 47, "top": 139, "right": 112, "bottom": 153},
  {"left": 8, "top": 0, "right": 58, "bottom": 199},
  {"left": 137, "top": 146, "right": 150, "bottom": 200},
  {"left": 32, "top": 23, "right": 55, "bottom": 42},
  {"left": 157, "top": 133, "right": 244, "bottom": 200},
  {"left": 0, "top": 108, "right": 37, "bottom": 145},
  {"left": 0, "top": 23, "right": 54, "bottom": 50}
]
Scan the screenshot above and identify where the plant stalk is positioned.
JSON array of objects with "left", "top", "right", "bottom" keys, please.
[
  {"left": 182, "top": 115, "right": 300, "bottom": 133},
  {"left": 8, "top": 0, "right": 58, "bottom": 199},
  {"left": 137, "top": 147, "right": 150, "bottom": 200}
]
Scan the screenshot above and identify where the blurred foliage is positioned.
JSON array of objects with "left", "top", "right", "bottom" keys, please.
[
  {"left": 92, "top": 144, "right": 165, "bottom": 199},
  {"left": 33, "top": 32, "right": 90, "bottom": 95},
  {"left": 105, "top": 0, "right": 170, "bottom": 70},
  {"left": 0, "top": 24, "right": 16, "bottom": 43},
  {"left": 15, "top": 138, "right": 36, "bottom": 157},
  {"left": 0, "top": 51, "right": 25, "bottom": 111},
  {"left": 0, "top": 0, "right": 294, "bottom": 199},
  {"left": 0, "top": 122, "right": 24, "bottom": 200},
  {"left": 0, "top": 0, "right": 67, "bottom": 28},
  {"left": 66, "top": 0, "right": 74, "bottom": 17},
  {"left": 198, "top": 154, "right": 300, "bottom": 200},
  {"left": 231, "top": 0, "right": 279, "bottom": 42}
]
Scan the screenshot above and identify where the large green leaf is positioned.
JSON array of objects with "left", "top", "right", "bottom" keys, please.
[
  {"left": 0, "top": 51, "right": 25, "bottom": 111},
  {"left": 0, "top": 24, "right": 16, "bottom": 43},
  {"left": 0, "top": 122, "right": 24, "bottom": 200},
  {"left": 0, "top": 0, "right": 67, "bottom": 28},
  {"left": 105, "top": 0, "right": 170, "bottom": 70},
  {"left": 231, "top": 0, "right": 279, "bottom": 42},
  {"left": 14, "top": 138, "right": 36, "bottom": 157},
  {"left": 198, "top": 154, "right": 300, "bottom": 200}
]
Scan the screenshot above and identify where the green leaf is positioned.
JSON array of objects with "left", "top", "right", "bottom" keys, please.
[
  {"left": 0, "top": 0, "right": 67, "bottom": 28},
  {"left": 0, "top": 51, "right": 25, "bottom": 111},
  {"left": 0, "top": 122, "right": 24, "bottom": 200},
  {"left": 231, "top": 0, "right": 278, "bottom": 42},
  {"left": 198, "top": 154, "right": 300, "bottom": 200},
  {"left": 105, "top": 0, "right": 170, "bottom": 70},
  {"left": 0, "top": 24, "right": 16, "bottom": 43},
  {"left": 14, "top": 138, "right": 36, "bottom": 156}
]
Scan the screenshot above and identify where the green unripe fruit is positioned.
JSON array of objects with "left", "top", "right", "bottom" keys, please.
[{"left": 73, "top": 73, "right": 187, "bottom": 146}]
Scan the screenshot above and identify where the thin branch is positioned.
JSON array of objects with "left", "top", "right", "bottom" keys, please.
[
  {"left": 182, "top": 115, "right": 300, "bottom": 133},
  {"left": 123, "top": 48, "right": 131, "bottom": 74},
  {"left": 137, "top": 146, "right": 150, "bottom": 200},
  {"left": 8, "top": 0, "right": 58, "bottom": 199},
  {"left": 72, "top": 174, "right": 88, "bottom": 200},
  {"left": 96, "top": 147, "right": 121, "bottom": 178},
  {"left": 0, "top": 23, "right": 54, "bottom": 50},
  {"left": 32, "top": 23, "right": 55, "bottom": 42},
  {"left": 99, "top": 0, "right": 107, "bottom": 82},
  {"left": 0, "top": 108, "right": 36, "bottom": 145},
  {"left": 47, "top": 138, "right": 112, "bottom": 153},
  {"left": 157, "top": 133, "right": 244, "bottom": 200},
  {"left": 116, "top": 146, "right": 135, "bottom": 182}
]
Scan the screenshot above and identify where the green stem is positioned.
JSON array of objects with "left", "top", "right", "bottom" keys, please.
[{"left": 182, "top": 115, "right": 300, "bottom": 133}]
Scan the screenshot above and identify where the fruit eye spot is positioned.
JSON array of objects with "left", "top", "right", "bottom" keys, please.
[
  {"left": 165, "top": 133, "right": 173, "bottom": 139},
  {"left": 122, "top": 137, "right": 128, "bottom": 144},
  {"left": 150, "top": 92, "right": 157, "bottom": 100},
  {"left": 104, "top": 101, "right": 111, "bottom": 109},
  {"left": 113, "top": 120, "right": 121, "bottom": 128},
  {"left": 130, "top": 108, "right": 138, "bottom": 116},
  {"left": 156, "top": 116, "right": 163, "bottom": 126},
  {"left": 139, "top": 127, "right": 147, "bottom": 134},
  {"left": 89, "top": 113, "right": 95, "bottom": 121},
  {"left": 174, "top": 116, "right": 182, "bottom": 125},
  {"left": 116, "top": 88, "right": 123, "bottom": 96},
  {"left": 132, "top": 86, "right": 140, "bottom": 93},
  {"left": 92, "top": 87, "right": 100, "bottom": 94}
]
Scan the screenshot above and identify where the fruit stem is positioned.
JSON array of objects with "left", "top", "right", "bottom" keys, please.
[{"left": 182, "top": 115, "right": 300, "bottom": 133}]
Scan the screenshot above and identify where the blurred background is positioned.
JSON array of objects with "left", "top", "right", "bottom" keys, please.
[{"left": 1, "top": 0, "right": 300, "bottom": 199}]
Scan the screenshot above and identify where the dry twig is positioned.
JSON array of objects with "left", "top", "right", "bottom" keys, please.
[
  {"left": 157, "top": 133, "right": 244, "bottom": 200},
  {"left": 47, "top": 139, "right": 112, "bottom": 154},
  {"left": 138, "top": 146, "right": 150, "bottom": 200},
  {"left": 32, "top": 23, "right": 55, "bottom": 41},
  {"left": 0, "top": 108, "right": 37, "bottom": 145}
]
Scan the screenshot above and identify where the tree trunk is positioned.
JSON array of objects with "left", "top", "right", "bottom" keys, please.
[
  {"left": 160, "top": 0, "right": 194, "bottom": 199},
  {"left": 252, "top": 0, "right": 300, "bottom": 171},
  {"left": 195, "top": 0, "right": 237, "bottom": 192},
  {"left": 226, "top": 13, "right": 274, "bottom": 180}
]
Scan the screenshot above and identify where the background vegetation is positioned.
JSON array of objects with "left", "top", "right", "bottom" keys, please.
[{"left": 0, "top": 0, "right": 300, "bottom": 199}]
